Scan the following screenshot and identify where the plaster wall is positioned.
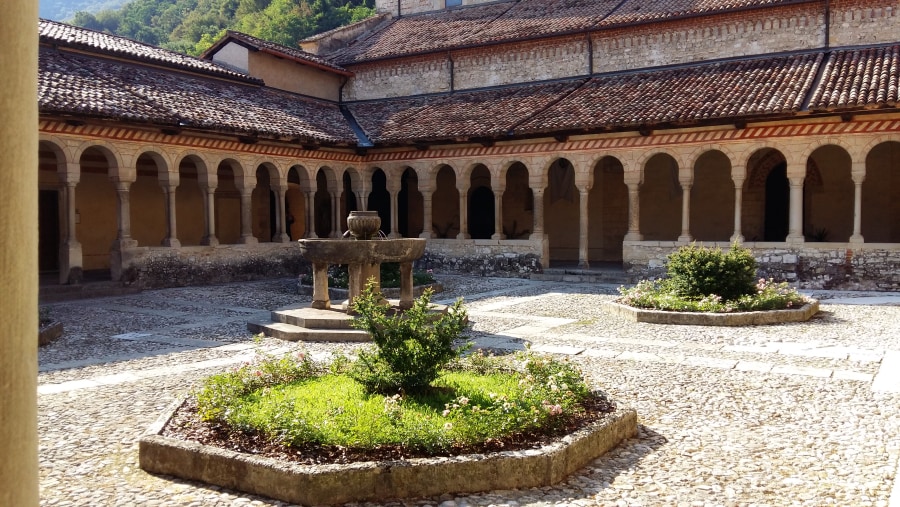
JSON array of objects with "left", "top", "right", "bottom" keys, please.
[
  {"left": 211, "top": 42, "right": 250, "bottom": 73},
  {"left": 76, "top": 171, "right": 117, "bottom": 270},
  {"left": 248, "top": 51, "right": 343, "bottom": 101}
]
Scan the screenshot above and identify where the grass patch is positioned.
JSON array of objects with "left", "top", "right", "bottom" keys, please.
[{"left": 192, "top": 349, "right": 598, "bottom": 454}]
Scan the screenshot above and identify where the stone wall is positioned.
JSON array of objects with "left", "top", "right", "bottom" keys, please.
[
  {"left": 119, "top": 244, "right": 308, "bottom": 288},
  {"left": 419, "top": 238, "right": 543, "bottom": 277},
  {"left": 348, "top": 1, "right": 899, "bottom": 101},
  {"left": 623, "top": 242, "right": 900, "bottom": 290}
]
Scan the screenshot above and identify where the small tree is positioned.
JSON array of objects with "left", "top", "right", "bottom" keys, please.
[
  {"left": 665, "top": 243, "right": 757, "bottom": 301},
  {"left": 350, "top": 281, "right": 469, "bottom": 394}
]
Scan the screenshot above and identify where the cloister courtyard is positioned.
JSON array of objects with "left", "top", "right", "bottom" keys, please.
[{"left": 37, "top": 275, "right": 900, "bottom": 506}]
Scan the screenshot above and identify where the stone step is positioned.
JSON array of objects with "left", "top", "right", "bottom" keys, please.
[
  {"left": 247, "top": 320, "right": 371, "bottom": 342},
  {"left": 272, "top": 305, "right": 356, "bottom": 330}
]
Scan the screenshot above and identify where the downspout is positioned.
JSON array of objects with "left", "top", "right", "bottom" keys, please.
[
  {"left": 824, "top": 0, "right": 831, "bottom": 49},
  {"left": 397, "top": 0, "right": 401, "bottom": 17},
  {"left": 448, "top": 51, "right": 455, "bottom": 92},
  {"left": 587, "top": 32, "right": 594, "bottom": 76},
  {"left": 339, "top": 75, "right": 348, "bottom": 104}
]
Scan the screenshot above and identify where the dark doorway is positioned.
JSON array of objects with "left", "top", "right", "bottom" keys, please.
[
  {"left": 39, "top": 190, "right": 60, "bottom": 272},
  {"left": 764, "top": 163, "right": 789, "bottom": 241},
  {"left": 369, "top": 170, "right": 391, "bottom": 235},
  {"left": 469, "top": 186, "right": 495, "bottom": 239}
]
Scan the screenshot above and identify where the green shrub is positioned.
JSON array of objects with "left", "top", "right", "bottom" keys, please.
[
  {"left": 665, "top": 243, "right": 757, "bottom": 301},
  {"left": 300, "top": 263, "right": 436, "bottom": 289},
  {"left": 350, "top": 282, "right": 470, "bottom": 394},
  {"left": 618, "top": 278, "right": 807, "bottom": 312}
]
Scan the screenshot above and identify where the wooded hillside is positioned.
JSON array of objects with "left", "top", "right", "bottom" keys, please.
[{"left": 71, "top": 0, "right": 375, "bottom": 56}]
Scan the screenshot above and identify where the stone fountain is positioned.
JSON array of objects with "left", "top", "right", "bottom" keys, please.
[
  {"left": 248, "top": 211, "right": 430, "bottom": 342},
  {"left": 300, "top": 211, "right": 426, "bottom": 311}
]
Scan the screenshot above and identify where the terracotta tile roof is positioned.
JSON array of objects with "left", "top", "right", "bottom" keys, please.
[
  {"left": 39, "top": 19, "right": 259, "bottom": 84},
  {"left": 809, "top": 45, "right": 900, "bottom": 111},
  {"left": 346, "top": 81, "right": 583, "bottom": 143},
  {"left": 348, "top": 53, "right": 823, "bottom": 142},
  {"left": 39, "top": 48, "right": 358, "bottom": 145},
  {"left": 599, "top": 0, "right": 804, "bottom": 26},
  {"left": 203, "top": 31, "right": 351, "bottom": 75},
  {"left": 517, "top": 53, "right": 822, "bottom": 134},
  {"left": 331, "top": 0, "right": 806, "bottom": 64}
]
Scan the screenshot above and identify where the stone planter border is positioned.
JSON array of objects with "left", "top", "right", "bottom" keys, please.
[
  {"left": 140, "top": 398, "right": 637, "bottom": 506},
  {"left": 603, "top": 299, "right": 820, "bottom": 326},
  {"left": 39, "top": 321, "right": 64, "bottom": 346}
]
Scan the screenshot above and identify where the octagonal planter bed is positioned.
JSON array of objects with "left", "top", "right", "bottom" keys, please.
[
  {"left": 139, "top": 398, "right": 637, "bottom": 505},
  {"left": 603, "top": 299, "right": 819, "bottom": 326}
]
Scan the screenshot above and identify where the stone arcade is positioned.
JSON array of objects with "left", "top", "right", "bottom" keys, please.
[{"left": 38, "top": 0, "right": 900, "bottom": 290}]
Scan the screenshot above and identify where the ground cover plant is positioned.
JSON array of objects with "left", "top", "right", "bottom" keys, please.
[
  {"left": 618, "top": 243, "right": 808, "bottom": 312},
  {"left": 175, "top": 286, "right": 611, "bottom": 461}
]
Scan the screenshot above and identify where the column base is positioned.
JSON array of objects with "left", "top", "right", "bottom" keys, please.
[
  {"left": 162, "top": 238, "right": 181, "bottom": 248},
  {"left": 239, "top": 236, "right": 259, "bottom": 245},
  {"left": 578, "top": 260, "right": 590, "bottom": 269},
  {"left": 272, "top": 233, "right": 291, "bottom": 243},
  {"left": 786, "top": 234, "right": 805, "bottom": 245},
  {"left": 730, "top": 233, "right": 745, "bottom": 243},
  {"left": 201, "top": 236, "right": 220, "bottom": 247},
  {"left": 456, "top": 233, "right": 471, "bottom": 240},
  {"left": 849, "top": 234, "right": 864, "bottom": 245},
  {"left": 419, "top": 231, "right": 433, "bottom": 239},
  {"left": 491, "top": 233, "right": 505, "bottom": 240},
  {"left": 624, "top": 232, "right": 643, "bottom": 241},
  {"left": 677, "top": 234, "right": 693, "bottom": 243}
]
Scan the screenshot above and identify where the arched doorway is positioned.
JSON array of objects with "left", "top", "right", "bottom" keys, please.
[
  {"left": 432, "top": 166, "right": 459, "bottom": 238},
  {"left": 77, "top": 146, "right": 118, "bottom": 280},
  {"left": 639, "top": 153, "right": 681, "bottom": 241},
  {"left": 502, "top": 162, "right": 532, "bottom": 239},
  {"left": 589, "top": 156, "right": 628, "bottom": 262},
  {"left": 215, "top": 160, "right": 242, "bottom": 244},
  {"left": 862, "top": 141, "right": 900, "bottom": 242},
  {"left": 805, "top": 145, "right": 853, "bottom": 242},
  {"left": 399, "top": 168, "right": 423, "bottom": 237},
  {"left": 743, "top": 148, "right": 789, "bottom": 242},
  {"left": 545, "top": 158, "right": 579, "bottom": 264},
  {"left": 38, "top": 141, "right": 64, "bottom": 278},
  {"left": 368, "top": 168, "right": 390, "bottom": 235},
  {"left": 691, "top": 150, "right": 734, "bottom": 242},
  {"left": 468, "top": 165, "right": 494, "bottom": 239}
]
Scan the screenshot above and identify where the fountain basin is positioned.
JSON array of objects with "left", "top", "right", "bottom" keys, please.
[{"left": 298, "top": 238, "right": 426, "bottom": 265}]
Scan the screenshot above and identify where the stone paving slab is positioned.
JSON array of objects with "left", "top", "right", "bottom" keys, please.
[{"left": 35, "top": 276, "right": 900, "bottom": 507}]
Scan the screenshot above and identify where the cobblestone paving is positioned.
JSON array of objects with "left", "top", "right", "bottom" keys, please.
[{"left": 38, "top": 276, "right": 900, "bottom": 507}]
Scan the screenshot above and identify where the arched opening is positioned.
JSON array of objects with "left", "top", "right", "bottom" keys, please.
[
  {"left": 691, "top": 150, "right": 734, "bottom": 242},
  {"left": 286, "top": 167, "right": 308, "bottom": 240},
  {"left": 314, "top": 168, "right": 334, "bottom": 238},
  {"left": 177, "top": 157, "right": 205, "bottom": 246},
  {"left": 639, "top": 153, "right": 681, "bottom": 241},
  {"left": 130, "top": 153, "right": 167, "bottom": 246},
  {"left": 38, "top": 141, "right": 64, "bottom": 278},
  {"left": 862, "top": 141, "right": 900, "bottom": 242},
  {"left": 215, "top": 160, "right": 242, "bottom": 245},
  {"left": 368, "top": 169, "right": 391, "bottom": 235},
  {"left": 502, "top": 162, "right": 532, "bottom": 239},
  {"left": 468, "top": 165, "right": 494, "bottom": 239},
  {"left": 589, "top": 156, "right": 627, "bottom": 262},
  {"left": 252, "top": 165, "right": 274, "bottom": 242},
  {"left": 77, "top": 146, "right": 117, "bottom": 279},
  {"left": 546, "top": 158, "right": 579, "bottom": 263},
  {"left": 432, "top": 165, "right": 459, "bottom": 238},
  {"left": 341, "top": 171, "right": 359, "bottom": 233},
  {"left": 743, "top": 148, "right": 788, "bottom": 242},
  {"left": 805, "top": 145, "right": 853, "bottom": 242},
  {"left": 399, "top": 168, "right": 423, "bottom": 237}
]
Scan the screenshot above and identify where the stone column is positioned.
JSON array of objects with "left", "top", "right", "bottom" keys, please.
[
  {"left": 305, "top": 190, "right": 317, "bottom": 238},
  {"left": 356, "top": 191, "right": 368, "bottom": 212},
  {"left": 420, "top": 186, "right": 433, "bottom": 239},
  {"left": 531, "top": 187, "right": 545, "bottom": 239},
  {"left": 492, "top": 188, "right": 505, "bottom": 240},
  {"left": 331, "top": 192, "right": 340, "bottom": 238},
  {"left": 60, "top": 173, "right": 83, "bottom": 284},
  {"left": 201, "top": 184, "right": 219, "bottom": 246},
  {"left": 239, "top": 189, "right": 257, "bottom": 244},
  {"left": 457, "top": 182, "right": 470, "bottom": 240},
  {"left": 850, "top": 168, "right": 865, "bottom": 244},
  {"left": 624, "top": 182, "right": 643, "bottom": 241},
  {"left": 388, "top": 186, "right": 400, "bottom": 238},
  {"left": 311, "top": 262, "right": 331, "bottom": 309},
  {"left": 677, "top": 181, "right": 693, "bottom": 243},
  {"left": 114, "top": 181, "right": 137, "bottom": 245},
  {"left": 787, "top": 175, "right": 805, "bottom": 243},
  {"left": 399, "top": 261, "right": 414, "bottom": 310},
  {"left": 160, "top": 183, "right": 181, "bottom": 248},
  {"left": 731, "top": 177, "right": 745, "bottom": 243},
  {"left": 272, "top": 186, "right": 290, "bottom": 243},
  {"left": 1, "top": 1, "right": 39, "bottom": 502},
  {"left": 578, "top": 185, "right": 590, "bottom": 268}
]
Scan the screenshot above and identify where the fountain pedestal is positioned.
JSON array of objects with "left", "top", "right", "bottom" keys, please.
[{"left": 300, "top": 212, "right": 426, "bottom": 311}]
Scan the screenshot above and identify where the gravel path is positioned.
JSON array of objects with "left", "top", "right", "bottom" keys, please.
[{"left": 38, "top": 276, "right": 900, "bottom": 506}]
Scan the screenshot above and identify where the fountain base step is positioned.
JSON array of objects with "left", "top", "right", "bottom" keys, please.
[{"left": 247, "top": 301, "right": 450, "bottom": 342}]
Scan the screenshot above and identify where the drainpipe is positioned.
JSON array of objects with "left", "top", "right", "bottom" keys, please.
[
  {"left": 448, "top": 51, "right": 455, "bottom": 92},
  {"left": 339, "top": 75, "right": 348, "bottom": 104},
  {"left": 587, "top": 32, "right": 594, "bottom": 76},
  {"left": 824, "top": 0, "right": 831, "bottom": 48},
  {"left": 397, "top": 0, "right": 401, "bottom": 17}
]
